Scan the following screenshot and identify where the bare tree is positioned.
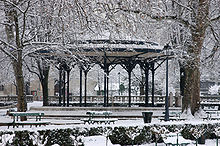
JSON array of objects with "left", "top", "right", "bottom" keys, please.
[
  {"left": 0, "top": 0, "right": 31, "bottom": 120},
  {"left": 0, "top": 0, "right": 86, "bottom": 108}
]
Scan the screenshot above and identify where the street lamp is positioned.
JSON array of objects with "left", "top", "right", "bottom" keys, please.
[
  {"left": 164, "top": 43, "right": 171, "bottom": 121},
  {"left": 118, "top": 72, "right": 120, "bottom": 95}
]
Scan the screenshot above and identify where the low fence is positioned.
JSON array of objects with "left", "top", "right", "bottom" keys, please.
[
  {"left": 0, "top": 95, "right": 34, "bottom": 103},
  {"left": 48, "top": 95, "right": 179, "bottom": 107}
]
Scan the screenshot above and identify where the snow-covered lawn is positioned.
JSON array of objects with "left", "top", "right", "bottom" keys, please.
[{"left": 1, "top": 101, "right": 220, "bottom": 146}]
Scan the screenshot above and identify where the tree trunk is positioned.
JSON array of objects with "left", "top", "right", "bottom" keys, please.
[
  {"left": 4, "top": 1, "right": 27, "bottom": 120},
  {"left": 182, "top": 61, "right": 200, "bottom": 115},
  {"left": 182, "top": 0, "right": 210, "bottom": 115},
  {"left": 43, "top": 63, "right": 50, "bottom": 106},
  {"left": 12, "top": 52, "right": 27, "bottom": 121},
  {"left": 41, "top": 75, "right": 49, "bottom": 106},
  {"left": 38, "top": 60, "right": 50, "bottom": 106}
]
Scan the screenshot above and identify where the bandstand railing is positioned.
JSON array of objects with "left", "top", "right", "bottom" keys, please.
[{"left": 48, "top": 95, "right": 166, "bottom": 105}]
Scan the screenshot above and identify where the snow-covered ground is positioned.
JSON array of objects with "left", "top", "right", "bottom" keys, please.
[{"left": 0, "top": 101, "right": 220, "bottom": 146}]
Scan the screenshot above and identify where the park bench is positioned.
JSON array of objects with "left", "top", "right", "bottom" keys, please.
[
  {"left": 8, "top": 112, "right": 49, "bottom": 128},
  {"left": 159, "top": 112, "right": 186, "bottom": 121},
  {"left": 81, "top": 111, "right": 118, "bottom": 124},
  {"left": 163, "top": 133, "right": 191, "bottom": 146},
  {"left": 7, "top": 121, "right": 49, "bottom": 128}
]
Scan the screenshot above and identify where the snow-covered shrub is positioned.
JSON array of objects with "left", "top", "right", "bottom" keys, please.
[
  {"left": 11, "top": 131, "right": 35, "bottom": 146},
  {"left": 109, "top": 126, "right": 154, "bottom": 145},
  {"left": 109, "top": 126, "right": 132, "bottom": 145},
  {"left": 150, "top": 125, "right": 170, "bottom": 143},
  {"left": 126, "top": 126, "right": 140, "bottom": 141},
  {"left": 88, "top": 127, "right": 105, "bottom": 136},
  {"left": 134, "top": 126, "right": 153, "bottom": 144},
  {"left": 2, "top": 123, "right": 220, "bottom": 145},
  {"left": 37, "top": 129, "right": 75, "bottom": 145},
  {"left": 181, "top": 124, "right": 218, "bottom": 140}
]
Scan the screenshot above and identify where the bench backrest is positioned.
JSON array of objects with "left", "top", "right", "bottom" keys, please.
[{"left": 86, "top": 111, "right": 112, "bottom": 118}]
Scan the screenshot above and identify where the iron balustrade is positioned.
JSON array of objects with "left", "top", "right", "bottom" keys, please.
[
  {"left": 0, "top": 95, "right": 33, "bottom": 103},
  {"left": 48, "top": 95, "right": 166, "bottom": 105},
  {"left": 47, "top": 95, "right": 220, "bottom": 106}
]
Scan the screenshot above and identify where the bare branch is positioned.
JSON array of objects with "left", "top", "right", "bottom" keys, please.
[
  {"left": 24, "top": 59, "right": 40, "bottom": 79},
  {"left": 2, "top": 0, "right": 25, "bottom": 13},
  {"left": 209, "top": 24, "right": 220, "bottom": 43},
  {"left": 21, "top": 1, "right": 30, "bottom": 46},
  {"left": 172, "top": 0, "right": 192, "bottom": 11},
  {"left": 211, "top": 15, "right": 220, "bottom": 22},
  {"left": 131, "top": 70, "right": 143, "bottom": 86},
  {"left": 203, "top": 44, "right": 219, "bottom": 61},
  {"left": 0, "top": 45, "right": 17, "bottom": 61},
  {"left": 23, "top": 25, "right": 42, "bottom": 45},
  {"left": 0, "top": 22, "right": 13, "bottom": 26},
  {"left": 24, "top": 42, "right": 62, "bottom": 46},
  {"left": 0, "top": 39, "right": 18, "bottom": 61},
  {"left": 119, "top": 7, "right": 192, "bottom": 29}
]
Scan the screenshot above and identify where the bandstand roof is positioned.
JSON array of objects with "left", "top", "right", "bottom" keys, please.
[{"left": 69, "top": 39, "right": 168, "bottom": 65}]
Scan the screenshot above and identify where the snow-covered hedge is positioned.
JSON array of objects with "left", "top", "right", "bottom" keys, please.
[{"left": 1, "top": 123, "right": 220, "bottom": 145}]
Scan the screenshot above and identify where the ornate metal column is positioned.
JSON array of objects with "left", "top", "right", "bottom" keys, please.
[
  {"left": 79, "top": 68, "right": 82, "bottom": 107},
  {"left": 144, "top": 63, "right": 149, "bottom": 107},
  {"left": 128, "top": 70, "right": 132, "bottom": 107},
  {"left": 63, "top": 70, "right": 66, "bottom": 106},
  {"left": 121, "top": 59, "right": 136, "bottom": 107},
  {"left": 66, "top": 69, "right": 71, "bottom": 107},
  {"left": 84, "top": 70, "right": 88, "bottom": 107},
  {"left": 106, "top": 67, "right": 109, "bottom": 106},
  {"left": 59, "top": 68, "right": 62, "bottom": 106},
  {"left": 103, "top": 53, "right": 107, "bottom": 107}
]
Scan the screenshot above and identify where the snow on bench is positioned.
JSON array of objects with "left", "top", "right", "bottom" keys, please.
[{"left": 81, "top": 111, "right": 118, "bottom": 124}]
